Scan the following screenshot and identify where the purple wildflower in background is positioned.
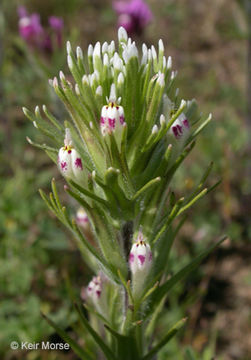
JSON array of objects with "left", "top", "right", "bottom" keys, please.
[
  {"left": 49, "top": 16, "right": 64, "bottom": 48},
  {"left": 17, "top": 6, "right": 64, "bottom": 54},
  {"left": 18, "top": 6, "right": 44, "bottom": 46},
  {"left": 113, "top": 0, "right": 152, "bottom": 36}
]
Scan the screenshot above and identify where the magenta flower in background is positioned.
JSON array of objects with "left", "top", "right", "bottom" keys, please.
[
  {"left": 17, "top": 6, "right": 64, "bottom": 54},
  {"left": 49, "top": 16, "right": 64, "bottom": 32},
  {"left": 49, "top": 16, "right": 64, "bottom": 48},
  {"left": 18, "top": 6, "right": 44, "bottom": 45},
  {"left": 113, "top": 0, "right": 152, "bottom": 36}
]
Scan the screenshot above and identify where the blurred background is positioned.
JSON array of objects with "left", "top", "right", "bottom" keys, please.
[{"left": 0, "top": 0, "right": 250, "bottom": 359}]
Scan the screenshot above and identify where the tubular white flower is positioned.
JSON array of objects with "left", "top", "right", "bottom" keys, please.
[
  {"left": 171, "top": 70, "right": 178, "bottom": 80},
  {"left": 100, "top": 102, "right": 125, "bottom": 137},
  {"left": 88, "top": 44, "right": 93, "bottom": 57},
  {"left": 86, "top": 275, "right": 102, "bottom": 303},
  {"left": 167, "top": 56, "right": 172, "bottom": 69},
  {"left": 157, "top": 72, "right": 165, "bottom": 87},
  {"left": 108, "top": 41, "right": 115, "bottom": 56},
  {"left": 122, "top": 41, "right": 138, "bottom": 63},
  {"left": 75, "top": 84, "right": 80, "bottom": 96},
  {"left": 76, "top": 208, "right": 89, "bottom": 230},
  {"left": 160, "top": 114, "right": 166, "bottom": 126},
  {"left": 117, "top": 72, "right": 124, "bottom": 85},
  {"left": 66, "top": 40, "right": 72, "bottom": 54},
  {"left": 118, "top": 26, "right": 128, "bottom": 42},
  {"left": 67, "top": 55, "right": 73, "bottom": 70},
  {"left": 103, "top": 53, "right": 109, "bottom": 67},
  {"left": 148, "top": 49, "right": 152, "bottom": 62},
  {"left": 96, "top": 85, "right": 103, "bottom": 96},
  {"left": 102, "top": 41, "right": 108, "bottom": 54},
  {"left": 76, "top": 46, "right": 83, "bottom": 60},
  {"left": 113, "top": 52, "right": 123, "bottom": 71},
  {"left": 59, "top": 70, "right": 65, "bottom": 81},
  {"left": 58, "top": 129, "right": 84, "bottom": 182},
  {"left": 129, "top": 231, "right": 153, "bottom": 284},
  {"left": 93, "top": 41, "right": 101, "bottom": 59},
  {"left": 151, "top": 45, "right": 157, "bottom": 60},
  {"left": 82, "top": 75, "right": 89, "bottom": 85},
  {"left": 170, "top": 113, "right": 190, "bottom": 140},
  {"left": 158, "top": 39, "right": 164, "bottom": 54},
  {"left": 162, "top": 56, "right": 167, "bottom": 69},
  {"left": 152, "top": 125, "right": 158, "bottom": 134}
]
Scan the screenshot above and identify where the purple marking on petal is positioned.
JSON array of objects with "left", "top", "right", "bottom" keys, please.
[
  {"left": 75, "top": 158, "right": 83, "bottom": 170},
  {"left": 176, "top": 124, "right": 183, "bottom": 135},
  {"left": 61, "top": 161, "right": 67, "bottom": 170},
  {"left": 138, "top": 255, "right": 146, "bottom": 265},
  {"left": 96, "top": 290, "right": 101, "bottom": 298},
  {"left": 183, "top": 119, "right": 189, "bottom": 128},
  {"left": 68, "top": 149, "right": 72, "bottom": 154},
  {"left": 172, "top": 126, "right": 179, "bottom": 138},
  {"left": 119, "top": 115, "right": 125, "bottom": 124},
  {"left": 129, "top": 253, "right": 134, "bottom": 263},
  {"left": 148, "top": 252, "right": 152, "bottom": 261},
  {"left": 100, "top": 116, "right": 105, "bottom": 125},
  {"left": 87, "top": 286, "right": 92, "bottom": 291},
  {"left": 108, "top": 118, "right": 116, "bottom": 128}
]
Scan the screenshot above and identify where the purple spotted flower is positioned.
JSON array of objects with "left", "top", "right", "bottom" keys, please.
[
  {"left": 171, "top": 113, "right": 190, "bottom": 140},
  {"left": 58, "top": 128, "right": 84, "bottom": 183},
  {"left": 100, "top": 90, "right": 125, "bottom": 148},
  {"left": 129, "top": 231, "right": 152, "bottom": 276},
  {"left": 86, "top": 275, "right": 102, "bottom": 302},
  {"left": 113, "top": 0, "right": 152, "bottom": 36}
]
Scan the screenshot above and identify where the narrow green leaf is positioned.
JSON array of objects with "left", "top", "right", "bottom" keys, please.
[
  {"left": 142, "top": 318, "right": 187, "bottom": 360},
  {"left": 132, "top": 177, "right": 161, "bottom": 201},
  {"left": 26, "top": 137, "right": 58, "bottom": 153},
  {"left": 104, "top": 325, "right": 140, "bottom": 360},
  {"left": 51, "top": 178, "right": 62, "bottom": 210},
  {"left": 189, "top": 113, "right": 212, "bottom": 141},
  {"left": 74, "top": 303, "right": 117, "bottom": 360},
  {"left": 41, "top": 312, "right": 93, "bottom": 360},
  {"left": 117, "top": 269, "right": 134, "bottom": 304},
  {"left": 177, "top": 188, "right": 208, "bottom": 216},
  {"left": 39, "top": 189, "right": 57, "bottom": 215},
  {"left": 149, "top": 236, "right": 227, "bottom": 310},
  {"left": 69, "top": 179, "right": 110, "bottom": 208}
]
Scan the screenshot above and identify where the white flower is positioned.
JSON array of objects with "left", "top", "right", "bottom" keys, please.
[
  {"left": 76, "top": 208, "right": 89, "bottom": 230},
  {"left": 170, "top": 113, "right": 189, "bottom": 139},
  {"left": 129, "top": 231, "right": 152, "bottom": 276},
  {"left": 86, "top": 275, "right": 102, "bottom": 303},
  {"left": 58, "top": 129, "right": 84, "bottom": 182}
]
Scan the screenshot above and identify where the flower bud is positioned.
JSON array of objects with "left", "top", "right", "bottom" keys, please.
[
  {"left": 118, "top": 26, "right": 128, "bottom": 42},
  {"left": 76, "top": 208, "right": 89, "bottom": 229},
  {"left": 86, "top": 275, "right": 102, "bottom": 303},
  {"left": 58, "top": 128, "right": 84, "bottom": 183},
  {"left": 83, "top": 273, "right": 109, "bottom": 316}
]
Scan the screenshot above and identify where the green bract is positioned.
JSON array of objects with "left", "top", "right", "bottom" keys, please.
[{"left": 24, "top": 27, "right": 224, "bottom": 360}]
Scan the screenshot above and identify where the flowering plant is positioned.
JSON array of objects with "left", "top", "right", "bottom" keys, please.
[
  {"left": 113, "top": 0, "right": 152, "bottom": 36},
  {"left": 18, "top": 6, "right": 63, "bottom": 55},
  {"left": 23, "top": 27, "right": 224, "bottom": 359}
]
